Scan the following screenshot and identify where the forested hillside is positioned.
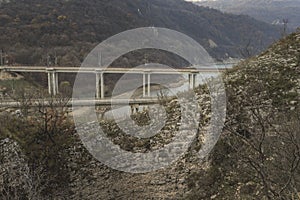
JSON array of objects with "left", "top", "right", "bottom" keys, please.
[{"left": 0, "top": 0, "right": 280, "bottom": 66}]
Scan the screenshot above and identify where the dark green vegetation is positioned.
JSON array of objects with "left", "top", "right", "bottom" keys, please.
[{"left": 0, "top": 0, "right": 280, "bottom": 66}]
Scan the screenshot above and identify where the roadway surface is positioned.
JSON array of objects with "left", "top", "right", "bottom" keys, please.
[{"left": 0, "top": 65, "right": 233, "bottom": 74}]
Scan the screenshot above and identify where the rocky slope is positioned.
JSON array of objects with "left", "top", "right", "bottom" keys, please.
[
  {"left": 0, "top": 31, "right": 299, "bottom": 199},
  {"left": 226, "top": 29, "right": 300, "bottom": 108},
  {"left": 67, "top": 31, "right": 300, "bottom": 199}
]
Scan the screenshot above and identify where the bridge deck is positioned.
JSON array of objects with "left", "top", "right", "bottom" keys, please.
[{"left": 0, "top": 65, "right": 233, "bottom": 74}]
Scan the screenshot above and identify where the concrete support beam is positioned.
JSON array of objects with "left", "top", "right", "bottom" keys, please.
[
  {"left": 143, "top": 72, "right": 151, "bottom": 97},
  {"left": 47, "top": 69, "right": 58, "bottom": 96},
  {"left": 147, "top": 73, "right": 151, "bottom": 97},
  {"left": 188, "top": 74, "right": 191, "bottom": 90},
  {"left": 192, "top": 74, "right": 196, "bottom": 89},
  {"left": 96, "top": 71, "right": 104, "bottom": 99},
  {"left": 142, "top": 72, "right": 151, "bottom": 97},
  {"left": 188, "top": 73, "right": 197, "bottom": 90},
  {"left": 54, "top": 72, "right": 59, "bottom": 95},
  {"left": 143, "top": 73, "right": 146, "bottom": 97},
  {"left": 100, "top": 72, "right": 104, "bottom": 99},
  {"left": 48, "top": 72, "right": 52, "bottom": 95},
  {"left": 96, "top": 73, "right": 100, "bottom": 99}
]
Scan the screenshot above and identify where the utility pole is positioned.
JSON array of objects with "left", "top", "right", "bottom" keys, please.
[{"left": 282, "top": 18, "right": 289, "bottom": 36}]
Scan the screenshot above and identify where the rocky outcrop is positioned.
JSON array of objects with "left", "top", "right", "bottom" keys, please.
[{"left": 69, "top": 93, "right": 212, "bottom": 199}]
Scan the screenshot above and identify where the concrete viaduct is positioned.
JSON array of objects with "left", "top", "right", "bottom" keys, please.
[{"left": 0, "top": 65, "right": 232, "bottom": 99}]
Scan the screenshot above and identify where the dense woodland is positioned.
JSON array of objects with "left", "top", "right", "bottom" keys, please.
[{"left": 0, "top": 0, "right": 280, "bottom": 66}]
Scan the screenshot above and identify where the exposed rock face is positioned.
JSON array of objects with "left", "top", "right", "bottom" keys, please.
[
  {"left": 0, "top": 139, "right": 32, "bottom": 199},
  {"left": 68, "top": 153, "right": 193, "bottom": 199},
  {"left": 66, "top": 31, "right": 300, "bottom": 199},
  {"left": 69, "top": 93, "right": 211, "bottom": 199}
]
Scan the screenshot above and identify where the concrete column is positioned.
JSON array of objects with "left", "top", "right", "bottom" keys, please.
[
  {"left": 193, "top": 74, "right": 196, "bottom": 89},
  {"left": 47, "top": 72, "right": 52, "bottom": 95},
  {"left": 47, "top": 69, "right": 57, "bottom": 96},
  {"left": 54, "top": 72, "right": 59, "bottom": 95},
  {"left": 96, "top": 71, "right": 104, "bottom": 99},
  {"left": 51, "top": 72, "right": 56, "bottom": 95},
  {"left": 100, "top": 72, "right": 104, "bottom": 99},
  {"left": 96, "top": 72, "right": 100, "bottom": 99},
  {"left": 50, "top": 72, "right": 59, "bottom": 95},
  {"left": 143, "top": 71, "right": 151, "bottom": 97},
  {"left": 188, "top": 74, "right": 192, "bottom": 90},
  {"left": 143, "top": 73, "right": 146, "bottom": 97},
  {"left": 188, "top": 73, "right": 196, "bottom": 90},
  {"left": 147, "top": 73, "right": 151, "bottom": 97}
]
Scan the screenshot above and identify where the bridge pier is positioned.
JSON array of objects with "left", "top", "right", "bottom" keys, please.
[
  {"left": 143, "top": 72, "right": 151, "bottom": 97},
  {"left": 47, "top": 69, "right": 59, "bottom": 96},
  {"left": 148, "top": 73, "right": 151, "bottom": 97},
  {"left": 1, "top": 65, "right": 233, "bottom": 99},
  {"left": 96, "top": 70, "right": 104, "bottom": 99},
  {"left": 189, "top": 73, "right": 197, "bottom": 90}
]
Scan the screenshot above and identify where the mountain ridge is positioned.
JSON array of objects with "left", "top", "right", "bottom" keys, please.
[
  {"left": 0, "top": 0, "right": 280, "bottom": 66},
  {"left": 195, "top": 0, "right": 300, "bottom": 30}
]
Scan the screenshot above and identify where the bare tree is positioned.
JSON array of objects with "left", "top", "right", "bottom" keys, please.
[
  {"left": 0, "top": 139, "right": 46, "bottom": 200},
  {"left": 224, "top": 78, "right": 300, "bottom": 199},
  {"left": 238, "top": 32, "right": 264, "bottom": 59},
  {"left": 1, "top": 86, "right": 74, "bottom": 198},
  {"left": 8, "top": 86, "right": 37, "bottom": 117}
]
